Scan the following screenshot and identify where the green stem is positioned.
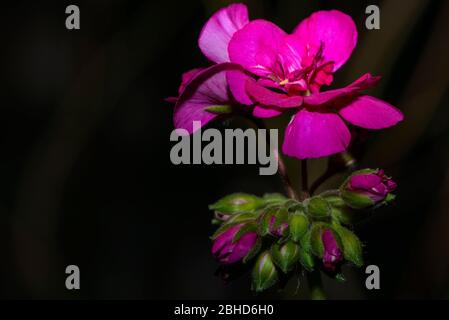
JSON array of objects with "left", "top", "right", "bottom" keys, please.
[
  {"left": 242, "top": 116, "right": 298, "bottom": 201},
  {"left": 307, "top": 270, "right": 327, "bottom": 300},
  {"left": 300, "top": 159, "right": 310, "bottom": 201}
]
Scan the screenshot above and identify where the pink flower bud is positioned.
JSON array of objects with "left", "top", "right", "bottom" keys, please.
[
  {"left": 322, "top": 229, "right": 343, "bottom": 272},
  {"left": 269, "top": 216, "right": 289, "bottom": 237},
  {"left": 342, "top": 169, "right": 397, "bottom": 209},
  {"left": 212, "top": 224, "right": 258, "bottom": 265}
]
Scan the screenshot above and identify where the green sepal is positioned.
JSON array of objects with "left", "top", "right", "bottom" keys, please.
[
  {"left": 305, "top": 196, "right": 332, "bottom": 220},
  {"left": 341, "top": 190, "right": 375, "bottom": 210},
  {"left": 204, "top": 104, "right": 232, "bottom": 114},
  {"left": 271, "top": 241, "right": 301, "bottom": 273},
  {"left": 332, "top": 224, "right": 364, "bottom": 267},
  {"left": 252, "top": 251, "right": 279, "bottom": 293},
  {"left": 243, "top": 237, "right": 262, "bottom": 264},
  {"left": 289, "top": 211, "right": 309, "bottom": 243},
  {"left": 335, "top": 273, "right": 346, "bottom": 283},
  {"left": 226, "top": 212, "right": 258, "bottom": 225},
  {"left": 209, "top": 193, "right": 264, "bottom": 214},
  {"left": 298, "top": 245, "right": 315, "bottom": 272},
  {"left": 323, "top": 194, "right": 361, "bottom": 225},
  {"left": 232, "top": 223, "right": 258, "bottom": 243},
  {"left": 262, "top": 193, "right": 287, "bottom": 205}
]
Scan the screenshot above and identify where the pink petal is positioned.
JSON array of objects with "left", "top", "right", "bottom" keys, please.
[
  {"left": 179, "top": 68, "right": 205, "bottom": 95},
  {"left": 199, "top": 3, "right": 249, "bottom": 63},
  {"left": 226, "top": 69, "right": 253, "bottom": 105},
  {"left": 282, "top": 108, "right": 351, "bottom": 159},
  {"left": 350, "top": 174, "right": 383, "bottom": 190},
  {"left": 228, "top": 19, "right": 287, "bottom": 76},
  {"left": 338, "top": 95, "right": 404, "bottom": 129},
  {"left": 294, "top": 10, "right": 357, "bottom": 71},
  {"left": 304, "top": 73, "right": 380, "bottom": 106},
  {"left": 246, "top": 79, "right": 303, "bottom": 108},
  {"left": 348, "top": 73, "right": 381, "bottom": 90},
  {"left": 174, "top": 63, "right": 238, "bottom": 134},
  {"left": 304, "top": 87, "right": 356, "bottom": 106},
  {"left": 253, "top": 105, "right": 283, "bottom": 118}
]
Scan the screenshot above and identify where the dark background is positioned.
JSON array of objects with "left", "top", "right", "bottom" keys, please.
[{"left": 1, "top": 0, "right": 449, "bottom": 299}]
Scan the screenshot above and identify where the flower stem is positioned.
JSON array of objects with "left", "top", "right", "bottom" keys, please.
[
  {"left": 300, "top": 159, "right": 310, "bottom": 201},
  {"left": 242, "top": 116, "right": 299, "bottom": 201},
  {"left": 307, "top": 270, "right": 327, "bottom": 300},
  {"left": 276, "top": 150, "right": 299, "bottom": 200}
]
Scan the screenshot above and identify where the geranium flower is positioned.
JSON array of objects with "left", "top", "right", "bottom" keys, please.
[
  {"left": 167, "top": 3, "right": 250, "bottom": 133},
  {"left": 227, "top": 9, "right": 404, "bottom": 159}
]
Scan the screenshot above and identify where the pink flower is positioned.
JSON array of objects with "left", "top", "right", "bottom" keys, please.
[
  {"left": 167, "top": 4, "right": 250, "bottom": 134},
  {"left": 322, "top": 229, "right": 343, "bottom": 272},
  {"left": 212, "top": 224, "right": 258, "bottom": 265},
  {"left": 172, "top": 63, "right": 243, "bottom": 134},
  {"left": 227, "top": 10, "right": 404, "bottom": 159}
]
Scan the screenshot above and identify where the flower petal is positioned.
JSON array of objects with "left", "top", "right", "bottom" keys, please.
[
  {"left": 179, "top": 68, "right": 205, "bottom": 95},
  {"left": 253, "top": 105, "right": 283, "bottom": 118},
  {"left": 199, "top": 3, "right": 249, "bottom": 63},
  {"left": 338, "top": 95, "right": 404, "bottom": 129},
  {"left": 282, "top": 109, "right": 351, "bottom": 159},
  {"left": 350, "top": 173, "right": 383, "bottom": 190},
  {"left": 246, "top": 79, "right": 303, "bottom": 108},
  {"left": 226, "top": 69, "right": 253, "bottom": 105},
  {"left": 174, "top": 63, "right": 239, "bottom": 134},
  {"left": 228, "top": 19, "right": 287, "bottom": 76},
  {"left": 304, "top": 73, "right": 380, "bottom": 106},
  {"left": 294, "top": 10, "right": 357, "bottom": 71}
]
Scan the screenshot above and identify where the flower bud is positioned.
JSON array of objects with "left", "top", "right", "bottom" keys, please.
[
  {"left": 332, "top": 224, "right": 363, "bottom": 267},
  {"left": 271, "top": 241, "right": 301, "bottom": 273},
  {"left": 289, "top": 211, "right": 309, "bottom": 243},
  {"left": 212, "top": 224, "right": 258, "bottom": 265},
  {"left": 321, "top": 229, "right": 343, "bottom": 272},
  {"left": 269, "top": 215, "right": 289, "bottom": 237},
  {"left": 305, "top": 196, "right": 331, "bottom": 220},
  {"left": 252, "top": 251, "right": 279, "bottom": 292},
  {"left": 209, "top": 193, "right": 264, "bottom": 214},
  {"left": 259, "top": 206, "right": 288, "bottom": 237},
  {"left": 341, "top": 169, "right": 397, "bottom": 209}
]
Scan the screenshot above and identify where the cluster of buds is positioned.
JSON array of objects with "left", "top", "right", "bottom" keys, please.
[{"left": 209, "top": 169, "right": 397, "bottom": 292}]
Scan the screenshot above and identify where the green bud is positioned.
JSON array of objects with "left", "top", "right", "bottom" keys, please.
[
  {"left": 204, "top": 104, "right": 232, "bottom": 114},
  {"left": 252, "top": 251, "right": 279, "bottom": 292},
  {"left": 310, "top": 223, "right": 325, "bottom": 257},
  {"left": 298, "top": 245, "right": 315, "bottom": 272},
  {"left": 271, "top": 241, "right": 301, "bottom": 273},
  {"left": 332, "top": 224, "right": 364, "bottom": 267},
  {"left": 305, "top": 197, "right": 331, "bottom": 220},
  {"left": 258, "top": 206, "right": 288, "bottom": 236},
  {"left": 262, "top": 193, "right": 287, "bottom": 205},
  {"left": 209, "top": 193, "right": 264, "bottom": 214},
  {"left": 226, "top": 212, "right": 258, "bottom": 224},
  {"left": 289, "top": 211, "right": 309, "bottom": 243}
]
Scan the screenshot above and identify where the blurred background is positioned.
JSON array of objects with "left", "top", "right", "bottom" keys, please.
[{"left": 1, "top": 0, "right": 448, "bottom": 299}]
